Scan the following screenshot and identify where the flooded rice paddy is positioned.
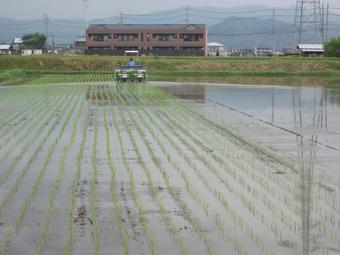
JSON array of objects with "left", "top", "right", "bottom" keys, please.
[{"left": 0, "top": 82, "right": 339, "bottom": 255}]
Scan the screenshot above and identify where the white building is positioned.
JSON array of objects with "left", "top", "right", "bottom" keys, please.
[
  {"left": 208, "top": 42, "right": 228, "bottom": 56},
  {"left": 0, "top": 45, "right": 11, "bottom": 55},
  {"left": 33, "top": 49, "right": 43, "bottom": 55},
  {"left": 21, "top": 49, "right": 43, "bottom": 56},
  {"left": 22, "top": 49, "right": 33, "bottom": 56},
  {"left": 297, "top": 44, "right": 324, "bottom": 57}
]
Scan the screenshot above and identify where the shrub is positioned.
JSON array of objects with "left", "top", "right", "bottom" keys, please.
[{"left": 324, "top": 37, "right": 340, "bottom": 57}]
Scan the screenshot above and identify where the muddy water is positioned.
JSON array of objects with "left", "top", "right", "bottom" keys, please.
[
  {"left": 158, "top": 82, "right": 340, "bottom": 254},
  {"left": 1, "top": 83, "right": 339, "bottom": 255},
  {"left": 160, "top": 83, "right": 340, "bottom": 172}
]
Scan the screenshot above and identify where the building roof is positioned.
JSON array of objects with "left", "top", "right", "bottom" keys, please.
[
  {"left": 88, "top": 24, "right": 206, "bottom": 31},
  {"left": 298, "top": 44, "right": 324, "bottom": 52},
  {"left": 13, "top": 37, "right": 23, "bottom": 44},
  {"left": 208, "top": 42, "right": 224, "bottom": 47},
  {"left": 75, "top": 36, "right": 86, "bottom": 43},
  {"left": 0, "top": 45, "right": 11, "bottom": 50}
]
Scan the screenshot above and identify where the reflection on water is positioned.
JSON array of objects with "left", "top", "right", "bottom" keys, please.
[
  {"left": 160, "top": 83, "right": 340, "bottom": 254},
  {"left": 293, "top": 89, "right": 319, "bottom": 255},
  {"left": 161, "top": 85, "right": 207, "bottom": 103}
]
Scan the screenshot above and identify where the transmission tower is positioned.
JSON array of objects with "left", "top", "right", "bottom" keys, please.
[
  {"left": 44, "top": 14, "right": 49, "bottom": 49},
  {"left": 294, "top": 0, "right": 323, "bottom": 44},
  {"left": 81, "top": 0, "right": 89, "bottom": 35}
]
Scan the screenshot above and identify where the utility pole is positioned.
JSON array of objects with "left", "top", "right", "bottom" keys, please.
[
  {"left": 120, "top": 11, "right": 123, "bottom": 24},
  {"left": 321, "top": 3, "right": 325, "bottom": 43},
  {"left": 81, "top": 0, "right": 89, "bottom": 35},
  {"left": 326, "top": 2, "right": 329, "bottom": 42},
  {"left": 44, "top": 14, "right": 49, "bottom": 50},
  {"left": 51, "top": 34, "right": 55, "bottom": 52},
  {"left": 186, "top": 6, "right": 190, "bottom": 24},
  {"left": 272, "top": 8, "right": 276, "bottom": 55}
]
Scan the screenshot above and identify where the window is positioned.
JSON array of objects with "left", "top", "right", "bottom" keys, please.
[
  {"left": 152, "top": 34, "right": 177, "bottom": 41},
  {"left": 114, "top": 34, "right": 139, "bottom": 41},
  {"left": 89, "top": 34, "right": 112, "bottom": 41},
  {"left": 153, "top": 47, "right": 176, "bottom": 50},
  {"left": 180, "top": 34, "right": 203, "bottom": 42}
]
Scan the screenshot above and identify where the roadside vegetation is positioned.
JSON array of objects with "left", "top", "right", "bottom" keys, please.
[{"left": 1, "top": 55, "right": 340, "bottom": 86}]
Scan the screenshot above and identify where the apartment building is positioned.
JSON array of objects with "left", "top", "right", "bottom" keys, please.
[{"left": 86, "top": 24, "right": 208, "bottom": 56}]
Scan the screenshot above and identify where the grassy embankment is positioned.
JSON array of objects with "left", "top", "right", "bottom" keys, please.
[{"left": 1, "top": 55, "right": 340, "bottom": 86}]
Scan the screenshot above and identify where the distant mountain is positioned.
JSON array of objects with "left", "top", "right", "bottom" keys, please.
[
  {"left": 0, "top": 5, "right": 339, "bottom": 47},
  {"left": 208, "top": 17, "right": 295, "bottom": 49}
]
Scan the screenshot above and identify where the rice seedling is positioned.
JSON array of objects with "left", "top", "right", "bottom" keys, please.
[
  {"left": 0, "top": 87, "right": 74, "bottom": 217},
  {"left": 108, "top": 88, "right": 159, "bottom": 255},
  {"left": 101, "top": 85, "right": 129, "bottom": 255},
  {"left": 0, "top": 88, "right": 82, "bottom": 255},
  {"left": 0, "top": 86, "right": 63, "bottom": 163},
  {"left": 34, "top": 88, "right": 86, "bottom": 255},
  {"left": 89, "top": 85, "right": 101, "bottom": 255},
  {"left": 114, "top": 89, "right": 214, "bottom": 255},
  {"left": 64, "top": 88, "right": 91, "bottom": 255}
]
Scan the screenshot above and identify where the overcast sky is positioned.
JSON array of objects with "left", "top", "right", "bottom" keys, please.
[{"left": 1, "top": 0, "right": 337, "bottom": 20}]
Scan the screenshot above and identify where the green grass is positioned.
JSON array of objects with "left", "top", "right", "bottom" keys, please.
[{"left": 1, "top": 55, "right": 340, "bottom": 86}]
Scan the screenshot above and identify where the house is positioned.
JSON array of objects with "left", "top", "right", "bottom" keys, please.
[
  {"left": 74, "top": 36, "right": 86, "bottom": 54},
  {"left": 297, "top": 44, "right": 324, "bottom": 57},
  {"left": 207, "top": 42, "right": 228, "bottom": 56},
  {"left": 0, "top": 45, "right": 11, "bottom": 55},
  {"left": 256, "top": 48, "right": 273, "bottom": 57},
  {"left": 13, "top": 38, "right": 23, "bottom": 51},
  {"left": 86, "top": 24, "right": 208, "bottom": 56}
]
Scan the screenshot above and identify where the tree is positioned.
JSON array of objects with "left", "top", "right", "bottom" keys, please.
[
  {"left": 324, "top": 37, "right": 340, "bottom": 57},
  {"left": 22, "top": 33, "right": 47, "bottom": 49}
]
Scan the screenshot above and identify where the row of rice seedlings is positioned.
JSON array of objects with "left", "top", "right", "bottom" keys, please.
[
  {"left": 0, "top": 86, "right": 75, "bottom": 217},
  {"left": 0, "top": 87, "right": 81, "bottom": 255},
  {"left": 123, "top": 86, "right": 252, "bottom": 255},
  {"left": 160, "top": 90, "right": 340, "bottom": 214},
  {"left": 0, "top": 86, "right": 51, "bottom": 138},
  {"left": 147, "top": 100, "right": 297, "bottom": 220},
  {"left": 144, "top": 89, "right": 306, "bottom": 211},
  {"left": 150, "top": 104, "right": 299, "bottom": 246},
  {"left": 138, "top": 89, "right": 302, "bottom": 244},
  {"left": 110, "top": 86, "right": 189, "bottom": 255},
  {"left": 101, "top": 86, "right": 129, "bottom": 255},
  {"left": 160, "top": 96, "right": 340, "bottom": 232},
  {"left": 0, "top": 87, "right": 78, "bottom": 187},
  {"left": 135, "top": 104, "right": 248, "bottom": 255},
  {"left": 64, "top": 85, "right": 91, "bottom": 255},
  {"left": 26, "top": 73, "right": 114, "bottom": 85},
  {"left": 114, "top": 89, "right": 214, "bottom": 255},
  {"left": 139, "top": 87, "right": 340, "bottom": 251},
  {"left": 129, "top": 86, "right": 302, "bottom": 253},
  {"left": 34, "top": 87, "right": 86, "bottom": 255},
  {"left": 0, "top": 85, "right": 59, "bottom": 144},
  {"left": 108, "top": 88, "right": 159, "bottom": 255},
  {"left": 168, "top": 106, "right": 340, "bottom": 250},
  {"left": 0, "top": 86, "right": 63, "bottom": 162},
  {"left": 90, "top": 85, "right": 101, "bottom": 255}
]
